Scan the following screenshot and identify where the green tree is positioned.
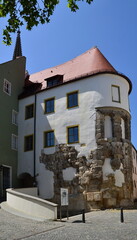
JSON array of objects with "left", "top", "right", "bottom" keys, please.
[{"left": 0, "top": 0, "right": 93, "bottom": 45}]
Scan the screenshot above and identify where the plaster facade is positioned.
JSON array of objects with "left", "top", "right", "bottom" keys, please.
[
  {"left": 18, "top": 69, "right": 135, "bottom": 210},
  {"left": 0, "top": 57, "right": 26, "bottom": 200}
]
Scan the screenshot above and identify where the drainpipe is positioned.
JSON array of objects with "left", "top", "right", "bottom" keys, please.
[{"left": 33, "top": 93, "right": 37, "bottom": 186}]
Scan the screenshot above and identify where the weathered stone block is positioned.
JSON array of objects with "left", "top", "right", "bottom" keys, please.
[
  {"left": 103, "top": 191, "right": 112, "bottom": 199},
  {"left": 94, "top": 192, "right": 102, "bottom": 201},
  {"left": 110, "top": 158, "right": 121, "bottom": 170},
  {"left": 96, "top": 133, "right": 102, "bottom": 140},
  {"left": 87, "top": 192, "right": 94, "bottom": 201},
  {"left": 105, "top": 198, "right": 116, "bottom": 207},
  {"left": 120, "top": 199, "right": 133, "bottom": 207},
  {"left": 86, "top": 192, "right": 102, "bottom": 202}
]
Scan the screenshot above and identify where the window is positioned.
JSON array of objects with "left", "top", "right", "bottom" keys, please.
[
  {"left": 111, "top": 85, "right": 120, "bottom": 103},
  {"left": 67, "top": 126, "right": 79, "bottom": 144},
  {"left": 104, "top": 116, "right": 112, "bottom": 138},
  {"left": 3, "top": 79, "right": 11, "bottom": 95},
  {"left": 45, "top": 98, "right": 55, "bottom": 114},
  {"left": 47, "top": 78, "right": 59, "bottom": 87},
  {"left": 121, "top": 118, "right": 125, "bottom": 139},
  {"left": 24, "top": 135, "right": 33, "bottom": 151},
  {"left": 46, "top": 75, "right": 63, "bottom": 88},
  {"left": 44, "top": 131, "right": 54, "bottom": 148},
  {"left": 11, "top": 134, "right": 18, "bottom": 150},
  {"left": 12, "top": 110, "right": 18, "bottom": 125},
  {"left": 25, "top": 104, "right": 34, "bottom": 119},
  {"left": 67, "top": 91, "right": 78, "bottom": 108}
]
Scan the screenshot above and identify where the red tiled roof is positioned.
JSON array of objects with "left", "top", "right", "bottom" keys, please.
[
  {"left": 19, "top": 47, "right": 132, "bottom": 99},
  {"left": 29, "top": 46, "right": 117, "bottom": 89}
]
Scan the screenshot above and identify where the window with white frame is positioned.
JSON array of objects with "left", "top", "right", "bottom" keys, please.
[
  {"left": 3, "top": 79, "right": 11, "bottom": 95},
  {"left": 12, "top": 110, "right": 18, "bottom": 125},
  {"left": 11, "top": 134, "right": 18, "bottom": 150}
]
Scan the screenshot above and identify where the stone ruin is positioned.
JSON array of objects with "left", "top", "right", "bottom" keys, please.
[{"left": 39, "top": 107, "right": 133, "bottom": 211}]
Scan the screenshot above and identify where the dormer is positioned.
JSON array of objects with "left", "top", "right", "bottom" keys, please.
[{"left": 45, "top": 75, "right": 63, "bottom": 88}]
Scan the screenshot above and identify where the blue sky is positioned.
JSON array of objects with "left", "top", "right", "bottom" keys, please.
[{"left": 0, "top": 0, "right": 137, "bottom": 148}]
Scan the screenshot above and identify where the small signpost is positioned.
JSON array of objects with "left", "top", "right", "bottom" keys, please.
[{"left": 60, "top": 188, "right": 69, "bottom": 221}]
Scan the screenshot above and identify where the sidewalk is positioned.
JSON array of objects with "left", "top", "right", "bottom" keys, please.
[
  {"left": 0, "top": 208, "right": 137, "bottom": 240},
  {"left": 0, "top": 208, "right": 64, "bottom": 240}
]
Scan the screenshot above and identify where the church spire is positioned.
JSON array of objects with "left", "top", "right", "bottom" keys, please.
[{"left": 13, "top": 30, "right": 22, "bottom": 60}]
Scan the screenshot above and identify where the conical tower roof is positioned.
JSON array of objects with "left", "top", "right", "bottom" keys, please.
[{"left": 13, "top": 30, "right": 22, "bottom": 60}]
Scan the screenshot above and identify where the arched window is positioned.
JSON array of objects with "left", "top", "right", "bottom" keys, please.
[
  {"left": 121, "top": 118, "right": 125, "bottom": 139},
  {"left": 104, "top": 116, "right": 112, "bottom": 138}
]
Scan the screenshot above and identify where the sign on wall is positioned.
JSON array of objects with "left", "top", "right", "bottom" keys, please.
[{"left": 60, "top": 188, "right": 68, "bottom": 206}]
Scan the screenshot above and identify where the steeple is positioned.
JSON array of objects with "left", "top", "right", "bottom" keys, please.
[{"left": 13, "top": 30, "right": 22, "bottom": 60}]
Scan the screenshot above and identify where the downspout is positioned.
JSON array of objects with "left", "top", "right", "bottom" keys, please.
[{"left": 33, "top": 93, "right": 37, "bottom": 186}]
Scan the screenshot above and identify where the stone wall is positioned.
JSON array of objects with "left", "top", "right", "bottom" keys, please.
[{"left": 39, "top": 107, "right": 133, "bottom": 211}]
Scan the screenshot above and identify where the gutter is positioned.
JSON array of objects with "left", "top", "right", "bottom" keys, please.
[
  {"left": 19, "top": 71, "right": 132, "bottom": 100},
  {"left": 33, "top": 93, "right": 37, "bottom": 185}
]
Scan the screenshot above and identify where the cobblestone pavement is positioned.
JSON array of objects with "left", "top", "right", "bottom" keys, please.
[{"left": 0, "top": 208, "right": 137, "bottom": 240}]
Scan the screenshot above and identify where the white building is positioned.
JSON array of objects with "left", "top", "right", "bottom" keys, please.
[{"left": 18, "top": 47, "right": 136, "bottom": 211}]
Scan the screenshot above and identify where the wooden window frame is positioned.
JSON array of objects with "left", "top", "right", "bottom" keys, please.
[
  {"left": 44, "top": 130, "right": 55, "bottom": 148},
  {"left": 67, "top": 91, "right": 78, "bottom": 109},
  {"left": 25, "top": 104, "right": 34, "bottom": 120},
  {"left": 44, "top": 97, "right": 55, "bottom": 114},
  {"left": 24, "top": 135, "right": 33, "bottom": 152},
  {"left": 46, "top": 75, "right": 63, "bottom": 88},
  {"left": 67, "top": 125, "right": 79, "bottom": 144}
]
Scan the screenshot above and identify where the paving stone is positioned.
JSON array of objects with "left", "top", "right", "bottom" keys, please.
[{"left": 0, "top": 209, "right": 137, "bottom": 240}]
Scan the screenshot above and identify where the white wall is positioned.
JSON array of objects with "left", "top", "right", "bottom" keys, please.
[
  {"left": 102, "top": 158, "right": 125, "bottom": 187},
  {"left": 37, "top": 164, "right": 54, "bottom": 199},
  {"left": 63, "top": 167, "right": 76, "bottom": 181},
  {"left": 18, "top": 73, "right": 130, "bottom": 199}
]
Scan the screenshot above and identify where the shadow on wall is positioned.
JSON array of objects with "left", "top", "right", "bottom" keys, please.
[{"left": 18, "top": 172, "right": 34, "bottom": 188}]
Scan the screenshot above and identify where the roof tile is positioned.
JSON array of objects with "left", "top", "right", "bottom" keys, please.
[
  {"left": 29, "top": 47, "right": 117, "bottom": 88},
  {"left": 19, "top": 47, "right": 131, "bottom": 98}
]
